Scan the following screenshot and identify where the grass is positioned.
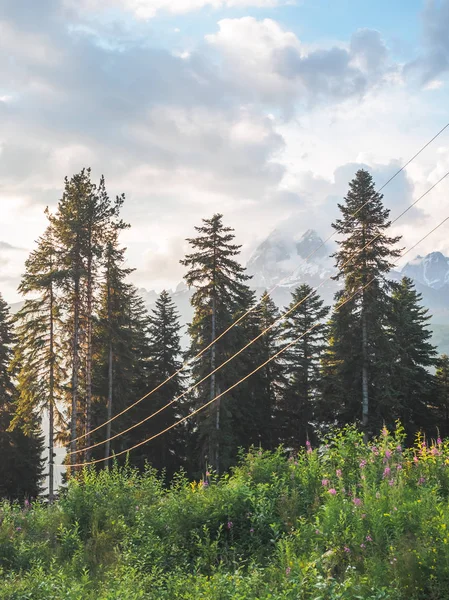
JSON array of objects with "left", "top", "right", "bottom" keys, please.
[{"left": 1, "top": 425, "right": 449, "bottom": 599}]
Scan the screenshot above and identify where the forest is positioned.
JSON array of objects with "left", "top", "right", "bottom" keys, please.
[{"left": 1, "top": 168, "right": 449, "bottom": 598}]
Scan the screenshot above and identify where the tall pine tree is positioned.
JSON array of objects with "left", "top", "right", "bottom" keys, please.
[
  {"left": 0, "top": 294, "right": 44, "bottom": 500},
  {"left": 388, "top": 277, "right": 438, "bottom": 439},
  {"left": 138, "top": 290, "right": 184, "bottom": 477},
  {"left": 181, "top": 214, "right": 250, "bottom": 474},
  {"left": 11, "top": 225, "right": 66, "bottom": 502},
  {"left": 322, "top": 169, "right": 401, "bottom": 435},
  {"left": 279, "top": 284, "right": 329, "bottom": 448}
]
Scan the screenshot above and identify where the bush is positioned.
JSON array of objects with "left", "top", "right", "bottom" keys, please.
[{"left": 1, "top": 425, "right": 449, "bottom": 598}]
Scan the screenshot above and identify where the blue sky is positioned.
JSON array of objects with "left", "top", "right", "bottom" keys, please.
[{"left": 0, "top": 0, "right": 448, "bottom": 300}]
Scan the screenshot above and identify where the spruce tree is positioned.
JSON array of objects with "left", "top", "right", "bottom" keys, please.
[
  {"left": 91, "top": 241, "right": 150, "bottom": 468},
  {"left": 250, "top": 292, "right": 286, "bottom": 450},
  {"left": 0, "top": 294, "right": 44, "bottom": 500},
  {"left": 137, "top": 290, "right": 184, "bottom": 477},
  {"left": 279, "top": 284, "right": 329, "bottom": 448},
  {"left": 322, "top": 169, "right": 401, "bottom": 434},
  {"left": 181, "top": 214, "right": 250, "bottom": 474},
  {"left": 11, "top": 225, "right": 66, "bottom": 502},
  {"left": 436, "top": 355, "right": 449, "bottom": 438},
  {"left": 388, "top": 277, "right": 438, "bottom": 439}
]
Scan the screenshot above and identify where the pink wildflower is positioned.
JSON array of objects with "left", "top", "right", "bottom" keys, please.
[
  {"left": 360, "top": 543, "right": 366, "bottom": 549},
  {"left": 250, "top": 528, "right": 254, "bottom": 533},
  {"left": 344, "top": 547, "right": 350, "bottom": 553},
  {"left": 359, "top": 460, "right": 367, "bottom": 469},
  {"left": 437, "top": 437, "right": 443, "bottom": 445},
  {"left": 383, "top": 467, "right": 391, "bottom": 478},
  {"left": 413, "top": 456, "right": 419, "bottom": 465},
  {"left": 396, "top": 464, "right": 402, "bottom": 471},
  {"left": 361, "top": 513, "right": 367, "bottom": 519},
  {"left": 366, "top": 535, "right": 373, "bottom": 542},
  {"left": 315, "top": 529, "right": 320, "bottom": 534},
  {"left": 321, "top": 479, "right": 329, "bottom": 487},
  {"left": 382, "top": 427, "right": 388, "bottom": 437},
  {"left": 336, "top": 469, "right": 342, "bottom": 478},
  {"left": 385, "top": 449, "right": 392, "bottom": 459},
  {"left": 286, "top": 567, "right": 291, "bottom": 576},
  {"left": 353, "top": 498, "right": 362, "bottom": 507},
  {"left": 328, "top": 488, "right": 337, "bottom": 496},
  {"left": 227, "top": 521, "right": 233, "bottom": 530},
  {"left": 418, "top": 477, "right": 426, "bottom": 485},
  {"left": 389, "top": 479, "right": 395, "bottom": 486}
]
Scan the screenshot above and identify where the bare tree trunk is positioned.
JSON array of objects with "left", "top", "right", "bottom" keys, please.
[
  {"left": 85, "top": 248, "right": 93, "bottom": 462},
  {"left": 70, "top": 277, "right": 80, "bottom": 471},
  {"left": 49, "top": 285, "right": 55, "bottom": 502},
  {"left": 105, "top": 271, "right": 113, "bottom": 467}
]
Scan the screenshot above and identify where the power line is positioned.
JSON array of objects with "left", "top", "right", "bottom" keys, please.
[
  {"left": 68, "top": 172, "right": 449, "bottom": 460},
  {"left": 68, "top": 122, "right": 449, "bottom": 447},
  {"left": 65, "top": 212, "right": 449, "bottom": 468}
]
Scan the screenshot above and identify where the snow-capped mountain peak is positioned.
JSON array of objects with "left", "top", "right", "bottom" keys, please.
[
  {"left": 246, "top": 226, "right": 333, "bottom": 290},
  {"left": 401, "top": 252, "right": 449, "bottom": 290}
]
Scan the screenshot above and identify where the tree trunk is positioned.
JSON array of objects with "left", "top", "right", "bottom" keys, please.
[
  {"left": 105, "top": 261, "right": 113, "bottom": 467},
  {"left": 85, "top": 238, "right": 93, "bottom": 462},
  {"left": 209, "top": 293, "right": 217, "bottom": 471},
  {"left": 49, "top": 285, "right": 55, "bottom": 503},
  {"left": 70, "top": 277, "right": 80, "bottom": 470},
  {"left": 361, "top": 308, "right": 369, "bottom": 430}
]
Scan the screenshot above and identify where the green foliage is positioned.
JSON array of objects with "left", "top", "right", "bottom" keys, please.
[{"left": 2, "top": 427, "right": 449, "bottom": 598}]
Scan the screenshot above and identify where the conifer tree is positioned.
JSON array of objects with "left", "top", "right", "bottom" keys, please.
[
  {"left": 436, "top": 355, "right": 449, "bottom": 438},
  {"left": 11, "top": 225, "right": 66, "bottom": 502},
  {"left": 49, "top": 169, "right": 123, "bottom": 467},
  {"left": 322, "top": 169, "right": 401, "bottom": 434},
  {"left": 91, "top": 229, "right": 134, "bottom": 467},
  {"left": 137, "top": 290, "right": 184, "bottom": 477},
  {"left": 0, "top": 294, "right": 44, "bottom": 500},
  {"left": 279, "top": 284, "right": 329, "bottom": 448},
  {"left": 388, "top": 277, "right": 437, "bottom": 439},
  {"left": 181, "top": 214, "right": 250, "bottom": 474}
]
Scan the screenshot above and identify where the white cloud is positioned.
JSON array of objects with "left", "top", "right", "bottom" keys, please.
[
  {"left": 68, "top": 0, "right": 289, "bottom": 20},
  {"left": 206, "top": 18, "right": 392, "bottom": 110}
]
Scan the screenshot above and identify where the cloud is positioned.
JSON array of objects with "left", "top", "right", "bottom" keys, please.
[
  {"left": 66, "top": 0, "right": 290, "bottom": 20},
  {"left": 0, "top": 241, "right": 24, "bottom": 251},
  {"left": 405, "top": 0, "right": 449, "bottom": 83},
  {"left": 206, "top": 18, "right": 392, "bottom": 110}
]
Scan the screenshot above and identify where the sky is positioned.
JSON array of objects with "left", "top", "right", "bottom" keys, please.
[{"left": 1, "top": 0, "right": 449, "bottom": 302}]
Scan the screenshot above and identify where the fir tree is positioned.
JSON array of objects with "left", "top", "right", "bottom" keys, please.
[
  {"left": 137, "top": 290, "right": 184, "bottom": 477},
  {"left": 181, "top": 214, "right": 250, "bottom": 474},
  {"left": 322, "top": 169, "right": 401, "bottom": 434},
  {"left": 91, "top": 242, "right": 150, "bottom": 468},
  {"left": 248, "top": 292, "right": 285, "bottom": 451},
  {"left": 0, "top": 294, "right": 44, "bottom": 500},
  {"left": 388, "top": 277, "right": 438, "bottom": 439},
  {"left": 11, "top": 225, "right": 66, "bottom": 502},
  {"left": 436, "top": 355, "right": 449, "bottom": 438},
  {"left": 279, "top": 284, "right": 329, "bottom": 449}
]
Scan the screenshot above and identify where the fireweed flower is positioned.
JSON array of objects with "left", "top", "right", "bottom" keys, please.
[
  {"left": 385, "top": 449, "right": 392, "bottom": 459},
  {"left": 359, "top": 460, "right": 367, "bottom": 469},
  {"left": 286, "top": 567, "right": 291, "bottom": 576},
  {"left": 344, "top": 547, "right": 350, "bottom": 553},
  {"left": 328, "top": 488, "right": 337, "bottom": 496},
  {"left": 227, "top": 521, "right": 233, "bottom": 529},
  {"left": 418, "top": 477, "right": 426, "bottom": 485},
  {"left": 437, "top": 437, "right": 443, "bottom": 445},
  {"left": 250, "top": 528, "right": 254, "bottom": 533},
  {"left": 321, "top": 479, "right": 329, "bottom": 487},
  {"left": 413, "top": 456, "right": 419, "bottom": 465},
  {"left": 353, "top": 498, "right": 362, "bottom": 507},
  {"left": 396, "top": 464, "right": 402, "bottom": 471},
  {"left": 336, "top": 469, "right": 342, "bottom": 478},
  {"left": 389, "top": 479, "right": 395, "bottom": 486},
  {"left": 360, "top": 543, "right": 366, "bottom": 549},
  {"left": 366, "top": 535, "right": 373, "bottom": 542},
  {"left": 315, "top": 529, "right": 320, "bottom": 534},
  {"left": 383, "top": 467, "right": 391, "bottom": 478},
  {"left": 206, "top": 471, "right": 211, "bottom": 477},
  {"left": 382, "top": 427, "right": 388, "bottom": 437}
]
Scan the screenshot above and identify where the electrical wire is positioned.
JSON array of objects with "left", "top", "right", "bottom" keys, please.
[{"left": 65, "top": 213, "right": 449, "bottom": 467}]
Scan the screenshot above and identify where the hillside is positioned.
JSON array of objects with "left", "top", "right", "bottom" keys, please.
[{"left": 1, "top": 426, "right": 449, "bottom": 599}]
